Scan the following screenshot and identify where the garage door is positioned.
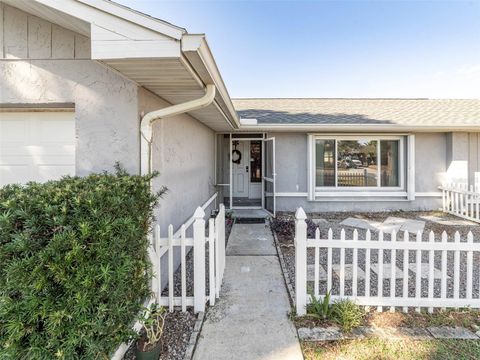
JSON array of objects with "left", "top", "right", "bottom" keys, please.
[{"left": 0, "top": 112, "right": 75, "bottom": 186}]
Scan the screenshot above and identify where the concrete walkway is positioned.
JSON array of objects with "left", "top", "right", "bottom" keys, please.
[{"left": 193, "top": 223, "right": 303, "bottom": 360}]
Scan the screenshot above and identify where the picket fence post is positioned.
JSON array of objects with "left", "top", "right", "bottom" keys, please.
[
  {"left": 193, "top": 207, "right": 206, "bottom": 313},
  {"left": 295, "top": 207, "right": 307, "bottom": 316}
]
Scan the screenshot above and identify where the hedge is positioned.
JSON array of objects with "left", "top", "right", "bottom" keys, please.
[{"left": 0, "top": 166, "right": 163, "bottom": 359}]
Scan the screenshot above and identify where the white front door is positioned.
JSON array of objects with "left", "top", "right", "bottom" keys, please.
[
  {"left": 0, "top": 112, "right": 75, "bottom": 186},
  {"left": 232, "top": 140, "right": 249, "bottom": 198}
]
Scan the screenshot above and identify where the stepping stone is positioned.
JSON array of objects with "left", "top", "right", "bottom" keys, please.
[
  {"left": 312, "top": 218, "right": 328, "bottom": 226},
  {"left": 340, "top": 217, "right": 379, "bottom": 231},
  {"left": 307, "top": 264, "right": 327, "bottom": 281},
  {"left": 427, "top": 326, "right": 479, "bottom": 339},
  {"left": 381, "top": 217, "right": 425, "bottom": 234},
  {"left": 408, "top": 263, "right": 451, "bottom": 279},
  {"left": 332, "top": 264, "right": 366, "bottom": 280},
  {"left": 370, "top": 263, "right": 404, "bottom": 279},
  {"left": 298, "top": 327, "right": 343, "bottom": 341}
]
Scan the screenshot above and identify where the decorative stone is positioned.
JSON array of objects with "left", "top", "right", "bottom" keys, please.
[
  {"left": 427, "top": 326, "right": 478, "bottom": 339},
  {"left": 342, "top": 326, "right": 376, "bottom": 339},
  {"left": 297, "top": 327, "right": 343, "bottom": 341},
  {"left": 396, "top": 327, "right": 432, "bottom": 340}
]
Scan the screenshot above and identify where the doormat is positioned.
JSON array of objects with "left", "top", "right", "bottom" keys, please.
[{"left": 235, "top": 218, "right": 266, "bottom": 224}]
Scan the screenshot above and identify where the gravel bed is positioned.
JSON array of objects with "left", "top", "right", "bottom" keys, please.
[
  {"left": 273, "top": 211, "right": 480, "bottom": 304},
  {"left": 124, "top": 309, "right": 197, "bottom": 360}
]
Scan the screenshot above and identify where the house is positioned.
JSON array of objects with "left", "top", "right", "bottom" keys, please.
[{"left": 1, "top": 0, "right": 479, "bottom": 226}]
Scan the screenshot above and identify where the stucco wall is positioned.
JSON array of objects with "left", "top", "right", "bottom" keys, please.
[
  {"left": 267, "top": 132, "right": 448, "bottom": 212},
  {"left": 138, "top": 88, "right": 216, "bottom": 234}
]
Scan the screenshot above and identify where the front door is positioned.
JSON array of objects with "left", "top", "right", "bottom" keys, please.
[{"left": 232, "top": 140, "right": 249, "bottom": 198}]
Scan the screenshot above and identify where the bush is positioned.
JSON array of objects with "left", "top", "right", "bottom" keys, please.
[
  {"left": 0, "top": 166, "right": 163, "bottom": 359},
  {"left": 331, "top": 299, "right": 365, "bottom": 332}
]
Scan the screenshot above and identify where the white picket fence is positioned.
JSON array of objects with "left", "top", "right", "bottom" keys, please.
[
  {"left": 148, "top": 203, "right": 226, "bottom": 313},
  {"left": 440, "top": 182, "right": 480, "bottom": 223},
  {"left": 294, "top": 207, "right": 480, "bottom": 316}
]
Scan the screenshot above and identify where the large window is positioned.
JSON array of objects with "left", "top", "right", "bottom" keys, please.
[{"left": 315, "top": 136, "right": 403, "bottom": 189}]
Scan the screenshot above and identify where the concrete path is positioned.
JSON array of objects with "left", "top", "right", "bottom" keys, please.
[{"left": 193, "top": 223, "right": 303, "bottom": 360}]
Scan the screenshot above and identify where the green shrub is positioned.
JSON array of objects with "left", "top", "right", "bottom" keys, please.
[
  {"left": 0, "top": 166, "right": 163, "bottom": 359},
  {"left": 331, "top": 299, "right": 365, "bottom": 332}
]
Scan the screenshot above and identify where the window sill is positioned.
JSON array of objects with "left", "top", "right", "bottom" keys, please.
[{"left": 314, "top": 191, "right": 407, "bottom": 198}]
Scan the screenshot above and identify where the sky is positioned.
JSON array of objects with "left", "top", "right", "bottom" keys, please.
[{"left": 115, "top": 0, "right": 480, "bottom": 99}]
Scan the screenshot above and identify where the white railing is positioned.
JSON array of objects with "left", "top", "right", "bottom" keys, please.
[
  {"left": 440, "top": 183, "right": 480, "bottom": 223},
  {"left": 149, "top": 203, "right": 226, "bottom": 313},
  {"left": 294, "top": 207, "right": 480, "bottom": 316}
]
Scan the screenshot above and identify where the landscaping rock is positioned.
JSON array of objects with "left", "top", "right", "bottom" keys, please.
[
  {"left": 427, "top": 326, "right": 478, "bottom": 339},
  {"left": 298, "top": 326, "right": 343, "bottom": 341}
]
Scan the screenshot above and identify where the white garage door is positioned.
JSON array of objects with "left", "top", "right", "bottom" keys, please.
[{"left": 0, "top": 112, "right": 75, "bottom": 186}]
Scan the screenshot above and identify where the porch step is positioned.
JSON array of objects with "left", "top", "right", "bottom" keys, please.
[{"left": 231, "top": 209, "right": 270, "bottom": 220}]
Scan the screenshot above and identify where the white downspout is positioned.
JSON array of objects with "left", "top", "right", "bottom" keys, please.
[{"left": 140, "top": 84, "right": 216, "bottom": 175}]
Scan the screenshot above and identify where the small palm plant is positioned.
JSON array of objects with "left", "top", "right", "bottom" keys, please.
[
  {"left": 135, "top": 303, "right": 167, "bottom": 359},
  {"left": 306, "top": 290, "right": 332, "bottom": 320}
]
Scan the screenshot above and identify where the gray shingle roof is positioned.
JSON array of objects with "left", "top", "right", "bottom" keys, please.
[{"left": 232, "top": 98, "right": 480, "bottom": 126}]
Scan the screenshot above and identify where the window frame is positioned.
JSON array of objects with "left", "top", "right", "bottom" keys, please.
[{"left": 312, "top": 135, "right": 405, "bottom": 192}]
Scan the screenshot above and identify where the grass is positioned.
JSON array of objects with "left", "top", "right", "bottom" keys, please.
[
  {"left": 302, "top": 338, "right": 480, "bottom": 360},
  {"left": 367, "top": 308, "right": 480, "bottom": 331}
]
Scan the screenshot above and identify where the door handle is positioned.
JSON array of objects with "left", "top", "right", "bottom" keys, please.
[{"left": 246, "top": 166, "right": 249, "bottom": 173}]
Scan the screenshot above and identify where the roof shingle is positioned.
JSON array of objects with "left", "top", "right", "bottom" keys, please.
[{"left": 232, "top": 98, "right": 480, "bottom": 126}]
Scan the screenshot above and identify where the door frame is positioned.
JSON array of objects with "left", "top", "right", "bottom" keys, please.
[{"left": 227, "top": 133, "right": 266, "bottom": 210}]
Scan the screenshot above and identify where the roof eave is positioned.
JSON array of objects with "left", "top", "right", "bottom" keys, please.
[{"left": 182, "top": 34, "right": 240, "bottom": 129}]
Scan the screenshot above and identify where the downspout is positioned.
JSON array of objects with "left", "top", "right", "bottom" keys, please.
[{"left": 140, "top": 84, "right": 216, "bottom": 175}]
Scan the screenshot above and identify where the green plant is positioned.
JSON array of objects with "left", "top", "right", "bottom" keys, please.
[
  {"left": 137, "top": 304, "right": 167, "bottom": 352},
  {"left": 0, "top": 165, "right": 164, "bottom": 359},
  {"left": 306, "top": 291, "right": 332, "bottom": 320},
  {"left": 331, "top": 299, "right": 364, "bottom": 332}
]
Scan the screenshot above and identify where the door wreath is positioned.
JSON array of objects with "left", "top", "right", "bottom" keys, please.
[{"left": 232, "top": 141, "right": 242, "bottom": 164}]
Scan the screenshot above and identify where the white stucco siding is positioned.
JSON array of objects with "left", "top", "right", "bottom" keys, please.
[
  {"left": 138, "top": 88, "right": 216, "bottom": 233},
  {"left": 0, "top": 60, "right": 139, "bottom": 175}
]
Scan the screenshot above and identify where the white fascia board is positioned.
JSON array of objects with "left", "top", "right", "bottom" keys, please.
[
  {"left": 237, "top": 124, "right": 480, "bottom": 132},
  {"left": 36, "top": 0, "right": 184, "bottom": 40},
  {"left": 78, "top": 0, "right": 185, "bottom": 39},
  {"left": 91, "top": 24, "right": 180, "bottom": 59},
  {"left": 182, "top": 34, "right": 240, "bottom": 129}
]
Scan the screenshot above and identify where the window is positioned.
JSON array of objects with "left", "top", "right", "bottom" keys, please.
[{"left": 314, "top": 136, "right": 404, "bottom": 189}]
